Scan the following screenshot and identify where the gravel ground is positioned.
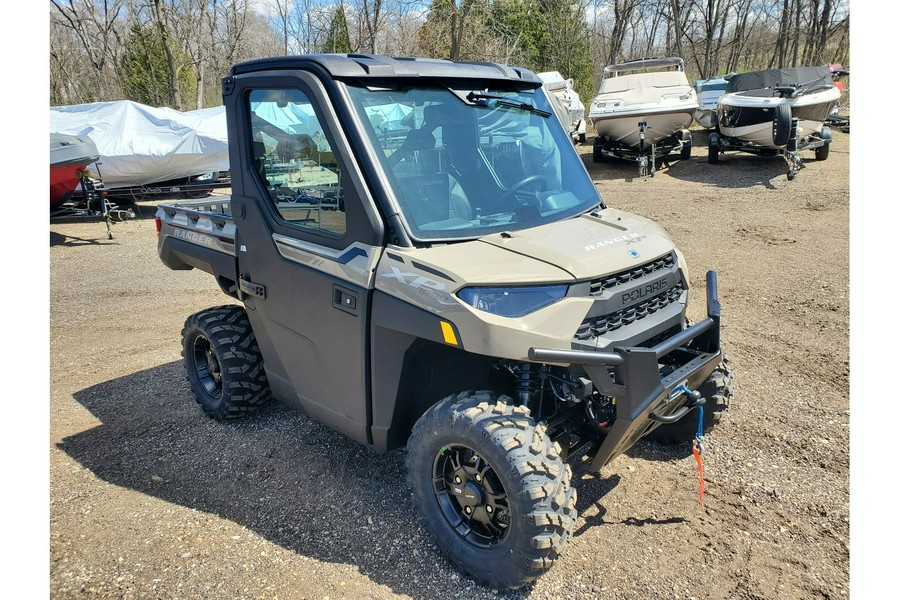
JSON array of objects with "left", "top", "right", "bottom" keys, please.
[{"left": 46, "top": 130, "right": 849, "bottom": 599}]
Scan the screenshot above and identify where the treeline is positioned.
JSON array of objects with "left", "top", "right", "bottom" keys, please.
[{"left": 50, "top": 0, "right": 849, "bottom": 110}]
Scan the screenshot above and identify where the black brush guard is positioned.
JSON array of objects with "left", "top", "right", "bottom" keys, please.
[{"left": 529, "top": 271, "right": 723, "bottom": 471}]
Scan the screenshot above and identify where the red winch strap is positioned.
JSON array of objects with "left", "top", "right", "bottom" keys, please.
[{"left": 692, "top": 440, "right": 705, "bottom": 508}]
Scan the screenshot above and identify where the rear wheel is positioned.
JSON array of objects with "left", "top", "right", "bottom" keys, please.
[
  {"left": 645, "top": 353, "right": 733, "bottom": 444},
  {"left": 406, "top": 391, "right": 577, "bottom": 589},
  {"left": 181, "top": 305, "right": 273, "bottom": 420}
]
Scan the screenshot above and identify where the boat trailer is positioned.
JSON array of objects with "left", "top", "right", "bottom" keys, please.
[
  {"left": 593, "top": 125, "right": 692, "bottom": 178},
  {"left": 50, "top": 171, "right": 134, "bottom": 240},
  {"left": 708, "top": 118, "right": 831, "bottom": 181}
]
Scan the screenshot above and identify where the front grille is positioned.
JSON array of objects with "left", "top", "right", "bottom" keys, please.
[
  {"left": 576, "top": 283, "right": 685, "bottom": 340},
  {"left": 589, "top": 252, "right": 676, "bottom": 295}
]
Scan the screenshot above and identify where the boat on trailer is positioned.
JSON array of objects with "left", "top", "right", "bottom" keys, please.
[
  {"left": 710, "top": 65, "right": 840, "bottom": 179},
  {"left": 588, "top": 57, "right": 698, "bottom": 177},
  {"left": 50, "top": 133, "right": 100, "bottom": 209}
]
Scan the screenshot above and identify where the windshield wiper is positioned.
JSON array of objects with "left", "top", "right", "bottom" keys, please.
[{"left": 465, "top": 91, "right": 552, "bottom": 118}]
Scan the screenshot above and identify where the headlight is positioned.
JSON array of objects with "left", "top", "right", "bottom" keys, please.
[{"left": 457, "top": 285, "right": 568, "bottom": 317}]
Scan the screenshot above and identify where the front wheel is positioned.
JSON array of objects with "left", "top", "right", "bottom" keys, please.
[
  {"left": 406, "top": 392, "right": 577, "bottom": 589},
  {"left": 181, "top": 305, "right": 273, "bottom": 420}
]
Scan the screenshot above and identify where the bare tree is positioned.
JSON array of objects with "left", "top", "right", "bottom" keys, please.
[
  {"left": 51, "top": 0, "right": 128, "bottom": 99},
  {"left": 350, "top": 0, "right": 384, "bottom": 53},
  {"left": 608, "top": 0, "right": 638, "bottom": 64},
  {"left": 268, "top": 0, "right": 292, "bottom": 54},
  {"left": 149, "top": 0, "right": 183, "bottom": 108}
]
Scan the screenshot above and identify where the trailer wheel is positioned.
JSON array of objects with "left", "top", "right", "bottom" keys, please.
[
  {"left": 181, "top": 305, "right": 273, "bottom": 420},
  {"left": 680, "top": 130, "right": 693, "bottom": 160},
  {"left": 592, "top": 140, "right": 605, "bottom": 163},
  {"left": 815, "top": 126, "right": 832, "bottom": 161},
  {"left": 772, "top": 103, "right": 792, "bottom": 147},
  {"left": 406, "top": 391, "right": 577, "bottom": 589},
  {"left": 708, "top": 133, "right": 720, "bottom": 164},
  {"left": 645, "top": 352, "right": 733, "bottom": 444}
]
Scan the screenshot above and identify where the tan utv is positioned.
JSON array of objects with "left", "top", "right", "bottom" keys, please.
[{"left": 156, "top": 54, "right": 733, "bottom": 589}]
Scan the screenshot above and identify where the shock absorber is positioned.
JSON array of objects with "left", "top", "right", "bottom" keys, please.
[
  {"left": 516, "top": 362, "right": 535, "bottom": 405},
  {"left": 515, "top": 362, "right": 548, "bottom": 416}
]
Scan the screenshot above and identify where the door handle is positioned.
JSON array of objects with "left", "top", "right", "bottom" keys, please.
[{"left": 333, "top": 284, "right": 358, "bottom": 316}]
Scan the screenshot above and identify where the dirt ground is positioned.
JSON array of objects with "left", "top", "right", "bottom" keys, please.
[{"left": 48, "top": 130, "right": 849, "bottom": 599}]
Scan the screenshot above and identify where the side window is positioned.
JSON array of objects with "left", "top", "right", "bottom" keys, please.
[{"left": 248, "top": 88, "right": 346, "bottom": 236}]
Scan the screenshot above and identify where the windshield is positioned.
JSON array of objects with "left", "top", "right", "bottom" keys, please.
[{"left": 345, "top": 83, "right": 602, "bottom": 241}]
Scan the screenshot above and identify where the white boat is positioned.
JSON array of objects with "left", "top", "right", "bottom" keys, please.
[
  {"left": 538, "top": 71, "right": 587, "bottom": 144},
  {"left": 715, "top": 66, "right": 840, "bottom": 149},
  {"left": 49, "top": 100, "right": 230, "bottom": 192},
  {"left": 694, "top": 76, "right": 728, "bottom": 129},
  {"left": 709, "top": 66, "right": 841, "bottom": 180},
  {"left": 588, "top": 57, "right": 698, "bottom": 175}
]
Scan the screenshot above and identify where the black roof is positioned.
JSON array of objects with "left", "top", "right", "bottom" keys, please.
[
  {"left": 230, "top": 54, "right": 541, "bottom": 85},
  {"left": 726, "top": 66, "right": 833, "bottom": 93}
]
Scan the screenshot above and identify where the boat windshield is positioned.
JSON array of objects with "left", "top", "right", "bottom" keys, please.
[{"left": 345, "top": 83, "right": 601, "bottom": 241}]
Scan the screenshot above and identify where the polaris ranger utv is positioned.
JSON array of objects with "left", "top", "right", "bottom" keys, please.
[{"left": 156, "top": 54, "right": 731, "bottom": 589}]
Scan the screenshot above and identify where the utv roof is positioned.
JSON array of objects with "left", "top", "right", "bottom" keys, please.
[{"left": 230, "top": 54, "right": 542, "bottom": 85}]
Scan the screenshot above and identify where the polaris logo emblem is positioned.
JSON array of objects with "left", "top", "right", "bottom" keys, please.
[
  {"left": 621, "top": 279, "right": 668, "bottom": 303},
  {"left": 628, "top": 250, "right": 640, "bottom": 259},
  {"left": 584, "top": 232, "right": 643, "bottom": 252}
]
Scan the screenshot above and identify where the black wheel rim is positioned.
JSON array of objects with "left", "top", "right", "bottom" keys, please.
[
  {"left": 432, "top": 444, "right": 511, "bottom": 548},
  {"left": 192, "top": 335, "right": 222, "bottom": 398}
]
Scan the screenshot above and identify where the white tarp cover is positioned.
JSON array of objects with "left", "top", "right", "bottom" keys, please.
[
  {"left": 49, "top": 100, "right": 229, "bottom": 188},
  {"left": 537, "top": 72, "right": 586, "bottom": 135}
]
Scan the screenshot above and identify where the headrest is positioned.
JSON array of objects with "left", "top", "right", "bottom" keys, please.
[{"left": 404, "top": 128, "right": 436, "bottom": 152}]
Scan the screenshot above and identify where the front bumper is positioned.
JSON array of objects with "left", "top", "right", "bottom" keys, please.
[{"left": 529, "top": 271, "right": 723, "bottom": 471}]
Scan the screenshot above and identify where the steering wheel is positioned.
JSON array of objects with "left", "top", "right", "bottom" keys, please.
[{"left": 500, "top": 175, "right": 548, "bottom": 206}]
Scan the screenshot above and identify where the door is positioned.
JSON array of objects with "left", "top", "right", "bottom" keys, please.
[{"left": 226, "top": 71, "right": 384, "bottom": 445}]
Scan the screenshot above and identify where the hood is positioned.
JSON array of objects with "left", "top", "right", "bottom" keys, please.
[
  {"left": 405, "top": 208, "right": 677, "bottom": 286},
  {"left": 478, "top": 208, "right": 676, "bottom": 280}
]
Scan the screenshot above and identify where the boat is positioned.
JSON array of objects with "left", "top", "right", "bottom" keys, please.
[
  {"left": 50, "top": 100, "right": 230, "bottom": 200},
  {"left": 588, "top": 57, "right": 698, "bottom": 176},
  {"left": 710, "top": 65, "right": 841, "bottom": 179},
  {"left": 694, "top": 76, "right": 728, "bottom": 129},
  {"left": 538, "top": 71, "right": 587, "bottom": 144},
  {"left": 50, "top": 133, "right": 100, "bottom": 208}
]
